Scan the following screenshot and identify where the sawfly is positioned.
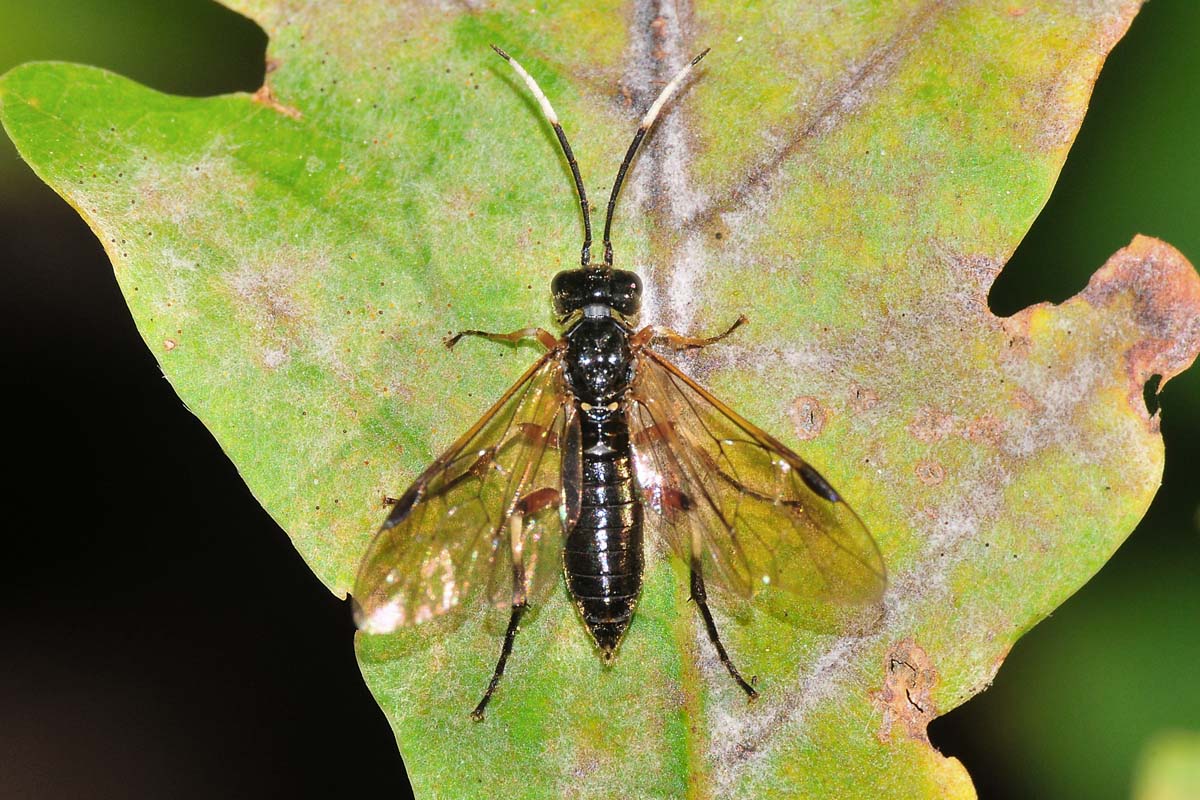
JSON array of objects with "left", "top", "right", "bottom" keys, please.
[{"left": 353, "top": 47, "right": 886, "bottom": 719}]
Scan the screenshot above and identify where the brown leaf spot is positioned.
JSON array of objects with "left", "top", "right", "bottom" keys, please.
[
  {"left": 706, "top": 215, "right": 732, "bottom": 245},
  {"left": 914, "top": 459, "right": 945, "bottom": 486},
  {"left": 252, "top": 84, "right": 303, "bottom": 119},
  {"left": 163, "top": 338, "right": 177, "bottom": 352},
  {"left": 789, "top": 396, "right": 827, "bottom": 441},
  {"left": 964, "top": 413, "right": 1004, "bottom": 446},
  {"left": 872, "top": 639, "right": 938, "bottom": 743},
  {"left": 1011, "top": 387, "right": 1043, "bottom": 414},
  {"left": 908, "top": 406, "right": 954, "bottom": 443},
  {"left": 849, "top": 382, "right": 880, "bottom": 412}
]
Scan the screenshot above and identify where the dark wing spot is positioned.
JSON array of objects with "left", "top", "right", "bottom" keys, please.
[
  {"left": 640, "top": 486, "right": 693, "bottom": 518},
  {"left": 382, "top": 483, "right": 423, "bottom": 529},
  {"left": 799, "top": 463, "right": 841, "bottom": 503}
]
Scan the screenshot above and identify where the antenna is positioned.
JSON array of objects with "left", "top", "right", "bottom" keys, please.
[
  {"left": 492, "top": 45, "right": 594, "bottom": 267},
  {"left": 602, "top": 48, "right": 709, "bottom": 266}
]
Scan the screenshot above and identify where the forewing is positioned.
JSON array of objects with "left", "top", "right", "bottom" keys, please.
[
  {"left": 630, "top": 349, "right": 886, "bottom": 606},
  {"left": 353, "top": 351, "right": 569, "bottom": 633}
]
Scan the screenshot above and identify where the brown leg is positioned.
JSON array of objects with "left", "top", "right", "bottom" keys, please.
[
  {"left": 691, "top": 557, "right": 758, "bottom": 701},
  {"left": 445, "top": 327, "right": 558, "bottom": 351},
  {"left": 515, "top": 487, "right": 561, "bottom": 516},
  {"left": 633, "top": 315, "right": 748, "bottom": 350}
]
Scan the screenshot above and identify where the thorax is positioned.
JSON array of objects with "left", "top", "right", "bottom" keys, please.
[{"left": 563, "top": 313, "right": 636, "bottom": 408}]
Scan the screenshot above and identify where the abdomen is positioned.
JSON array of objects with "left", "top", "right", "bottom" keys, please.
[{"left": 564, "top": 405, "right": 643, "bottom": 657}]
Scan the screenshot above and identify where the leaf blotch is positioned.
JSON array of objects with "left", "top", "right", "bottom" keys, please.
[
  {"left": 914, "top": 459, "right": 946, "bottom": 487},
  {"left": 907, "top": 406, "right": 954, "bottom": 443},
  {"left": 872, "top": 638, "right": 938, "bottom": 744},
  {"left": 849, "top": 382, "right": 880, "bottom": 413},
  {"left": 1079, "top": 236, "right": 1200, "bottom": 423},
  {"left": 789, "top": 395, "right": 827, "bottom": 440}
]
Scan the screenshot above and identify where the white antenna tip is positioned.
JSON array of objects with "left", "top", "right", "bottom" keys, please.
[
  {"left": 640, "top": 50, "right": 709, "bottom": 129},
  {"left": 492, "top": 45, "right": 559, "bottom": 125}
]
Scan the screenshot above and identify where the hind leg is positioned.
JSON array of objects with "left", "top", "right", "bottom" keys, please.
[
  {"left": 471, "top": 601, "right": 527, "bottom": 721},
  {"left": 691, "top": 557, "right": 758, "bottom": 700},
  {"left": 470, "top": 490, "right": 561, "bottom": 720}
]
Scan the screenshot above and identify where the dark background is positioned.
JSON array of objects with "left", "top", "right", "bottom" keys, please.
[{"left": 1, "top": 3, "right": 1196, "bottom": 798}]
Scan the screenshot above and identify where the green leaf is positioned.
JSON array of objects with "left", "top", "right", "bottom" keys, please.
[{"left": 3, "top": 2, "right": 1198, "bottom": 797}]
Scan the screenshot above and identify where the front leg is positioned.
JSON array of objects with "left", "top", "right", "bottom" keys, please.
[
  {"left": 631, "top": 315, "right": 748, "bottom": 350},
  {"left": 445, "top": 326, "right": 559, "bottom": 351}
]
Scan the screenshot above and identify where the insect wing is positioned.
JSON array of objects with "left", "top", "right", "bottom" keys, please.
[
  {"left": 353, "top": 351, "right": 569, "bottom": 634},
  {"left": 630, "top": 349, "right": 886, "bottom": 606}
]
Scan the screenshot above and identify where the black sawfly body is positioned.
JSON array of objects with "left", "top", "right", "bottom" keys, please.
[
  {"left": 560, "top": 303, "right": 645, "bottom": 656},
  {"left": 352, "top": 46, "right": 887, "bottom": 720}
]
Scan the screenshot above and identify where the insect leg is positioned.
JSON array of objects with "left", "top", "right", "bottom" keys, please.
[
  {"left": 470, "top": 488, "right": 561, "bottom": 721},
  {"left": 471, "top": 599, "right": 526, "bottom": 721},
  {"left": 445, "top": 327, "right": 559, "bottom": 352},
  {"left": 691, "top": 557, "right": 759, "bottom": 701},
  {"left": 634, "top": 315, "right": 748, "bottom": 350},
  {"left": 472, "top": 512, "right": 530, "bottom": 721}
]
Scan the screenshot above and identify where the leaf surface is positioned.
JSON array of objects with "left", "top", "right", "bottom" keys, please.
[{"left": 3, "top": 1, "right": 1199, "bottom": 797}]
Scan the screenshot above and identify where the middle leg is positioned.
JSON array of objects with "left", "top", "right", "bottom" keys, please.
[{"left": 632, "top": 315, "right": 748, "bottom": 350}]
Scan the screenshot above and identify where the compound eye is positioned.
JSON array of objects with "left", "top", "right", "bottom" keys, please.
[
  {"left": 611, "top": 271, "right": 642, "bottom": 316},
  {"left": 552, "top": 270, "right": 586, "bottom": 317}
]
